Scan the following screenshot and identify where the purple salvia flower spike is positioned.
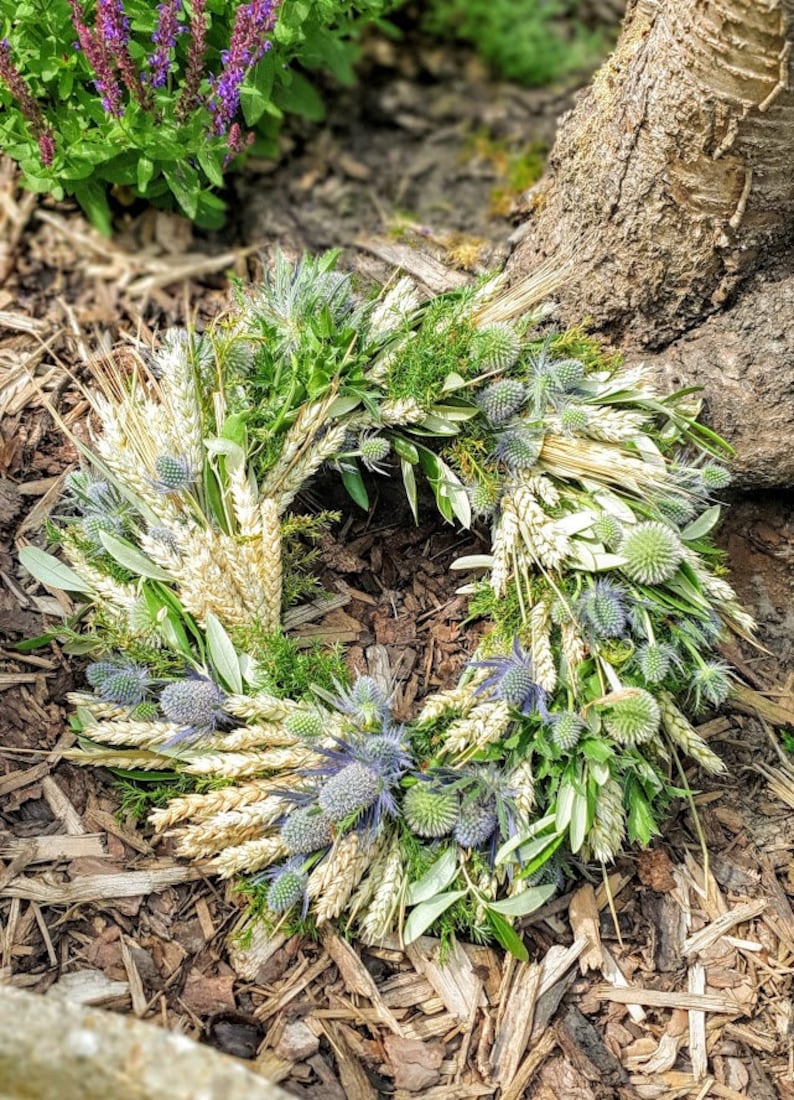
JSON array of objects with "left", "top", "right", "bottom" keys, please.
[
  {"left": 68, "top": 0, "right": 124, "bottom": 116},
  {"left": 206, "top": 0, "right": 281, "bottom": 138},
  {"left": 96, "top": 0, "right": 151, "bottom": 109},
  {"left": 148, "top": 0, "right": 185, "bottom": 89},
  {"left": 177, "top": 0, "right": 207, "bottom": 120},
  {"left": 0, "top": 39, "right": 48, "bottom": 139}
]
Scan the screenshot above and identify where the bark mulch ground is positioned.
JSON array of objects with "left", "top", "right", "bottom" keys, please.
[{"left": 3, "top": 31, "right": 794, "bottom": 1100}]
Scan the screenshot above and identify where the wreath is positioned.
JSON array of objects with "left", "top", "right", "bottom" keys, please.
[{"left": 21, "top": 252, "right": 753, "bottom": 957}]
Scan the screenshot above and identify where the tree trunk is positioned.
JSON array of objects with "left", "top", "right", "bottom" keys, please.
[{"left": 508, "top": 0, "right": 794, "bottom": 348}]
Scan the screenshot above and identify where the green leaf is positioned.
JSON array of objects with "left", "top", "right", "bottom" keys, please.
[
  {"left": 136, "top": 155, "right": 155, "bottom": 193},
  {"left": 486, "top": 909, "right": 529, "bottom": 961},
  {"left": 406, "top": 847, "right": 458, "bottom": 906},
  {"left": 401, "top": 458, "right": 419, "bottom": 524},
  {"left": 391, "top": 436, "right": 419, "bottom": 464},
  {"left": 98, "top": 533, "right": 172, "bottom": 581},
  {"left": 495, "top": 814, "right": 558, "bottom": 865},
  {"left": 72, "top": 180, "right": 111, "bottom": 236},
  {"left": 569, "top": 789, "right": 589, "bottom": 853},
  {"left": 275, "top": 71, "right": 325, "bottom": 121},
  {"left": 163, "top": 163, "right": 199, "bottom": 221},
  {"left": 18, "top": 547, "right": 91, "bottom": 594},
  {"left": 681, "top": 504, "right": 721, "bottom": 542},
  {"left": 404, "top": 889, "right": 467, "bottom": 944},
  {"left": 340, "top": 463, "right": 370, "bottom": 510},
  {"left": 205, "top": 611, "right": 244, "bottom": 694},
  {"left": 489, "top": 883, "right": 557, "bottom": 918}
]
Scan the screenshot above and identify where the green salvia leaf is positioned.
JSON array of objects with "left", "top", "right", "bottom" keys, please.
[
  {"left": 485, "top": 909, "right": 529, "bottom": 961},
  {"left": 681, "top": 505, "right": 721, "bottom": 542}
]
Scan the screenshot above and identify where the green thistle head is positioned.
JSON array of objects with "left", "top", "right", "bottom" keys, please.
[
  {"left": 358, "top": 433, "right": 391, "bottom": 472},
  {"left": 620, "top": 522, "right": 684, "bottom": 585},
  {"left": 579, "top": 580, "right": 627, "bottom": 639},
  {"left": 656, "top": 496, "right": 696, "bottom": 527},
  {"left": 549, "top": 357, "right": 585, "bottom": 391},
  {"left": 280, "top": 806, "right": 334, "bottom": 854},
  {"left": 267, "top": 868, "right": 306, "bottom": 914},
  {"left": 474, "top": 323, "right": 521, "bottom": 372},
  {"left": 87, "top": 661, "right": 151, "bottom": 706},
  {"left": 690, "top": 662, "right": 731, "bottom": 713},
  {"left": 559, "top": 406, "right": 589, "bottom": 433},
  {"left": 317, "top": 761, "right": 380, "bottom": 822},
  {"left": 701, "top": 464, "right": 732, "bottom": 491},
  {"left": 549, "top": 711, "right": 585, "bottom": 752},
  {"left": 403, "top": 783, "right": 459, "bottom": 838},
  {"left": 467, "top": 478, "right": 501, "bottom": 519},
  {"left": 285, "top": 710, "right": 325, "bottom": 739},
  {"left": 495, "top": 428, "right": 543, "bottom": 471},
  {"left": 636, "top": 643, "right": 676, "bottom": 684},
  {"left": 153, "top": 454, "right": 194, "bottom": 494},
  {"left": 476, "top": 379, "right": 527, "bottom": 426},
  {"left": 82, "top": 513, "right": 123, "bottom": 545},
  {"left": 602, "top": 689, "right": 661, "bottom": 746},
  {"left": 592, "top": 513, "right": 623, "bottom": 549}
]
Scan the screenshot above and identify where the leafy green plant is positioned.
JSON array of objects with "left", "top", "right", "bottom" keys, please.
[
  {"left": 422, "top": 0, "right": 610, "bottom": 86},
  {"left": 0, "top": 0, "right": 394, "bottom": 231}
]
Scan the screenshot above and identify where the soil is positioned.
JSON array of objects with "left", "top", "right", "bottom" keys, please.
[{"left": 2, "top": 25, "right": 794, "bottom": 1100}]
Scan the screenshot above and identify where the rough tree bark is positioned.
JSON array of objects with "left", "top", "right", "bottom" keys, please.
[{"left": 507, "top": 0, "right": 794, "bottom": 485}]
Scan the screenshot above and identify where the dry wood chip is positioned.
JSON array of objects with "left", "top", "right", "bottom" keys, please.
[
  {"left": 321, "top": 1021, "right": 375, "bottom": 1100},
  {"left": 406, "top": 936, "right": 487, "bottom": 1021},
  {"left": 355, "top": 238, "right": 470, "bottom": 293},
  {"left": 682, "top": 899, "right": 768, "bottom": 956},
  {"left": 86, "top": 807, "right": 154, "bottom": 855},
  {"left": 228, "top": 922, "right": 287, "bottom": 981},
  {"left": 600, "top": 943, "right": 646, "bottom": 1023},
  {"left": 320, "top": 927, "right": 405, "bottom": 1036},
  {"left": 499, "top": 1029, "right": 558, "bottom": 1100},
  {"left": 591, "top": 984, "right": 742, "bottom": 1014},
  {"left": 40, "top": 776, "right": 85, "bottom": 835},
  {"left": 181, "top": 967, "right": 236, "bottom": 1016},
  {"left": 553, "top": 1004, "right": 628, "bottom": 1089},
  {"left": 568, "top": 884, "right": 603, "bottom": 973},
  {"left": 489, "top": 961, "right": 541, "bottom": 1088},
  {"left": 1, "top": 834, "right": 106, "bottom": 864},
  {"left": 0, "top": 762, "right": 50, "bottom": 797},
  {"left": 384, "top": 1034, "right": 444, "bottom": 1093},
  {"left": 3, "top": 864, "right": 201, "bottom": 903},
  {"left": 119, "top": 935, "right": 148, "bottom": 1017},
  {"left": 45, "top": 968, "right": 130, "bottom": 1007},
  {"left": 687, "top": 962, "right": 708, "bottom": 1081},
  {"left": 273, "top": 1018, "right": 320, "bottom": 1062}
]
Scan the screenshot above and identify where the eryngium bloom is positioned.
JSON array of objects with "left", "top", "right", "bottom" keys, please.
[
  {"left": 475, "top": 378, "right": 527, "bottom": 426},
  {"left": 262, "top": 859, "right": 308, "bottom": 914},
  {"left": 453, "top": 801, "right": 497, "bottom": 848},
  {"left": 579, "top": 579, "right": 628, "bottom": 639},
  {"left": 159, "top": 674, "right": 227, "bottom": 743},
  {"left": 636, "top": 643, "right": 679, "bottom": 685},
  {"left": 472, "top": 639, "right": 548, "bottom": 717},
  {"left": 619, "top": 522, "right": 684, "bottom": 586},
  {"left": 320, "top": 675, "right": 391, "bottom": 732},
  {"left": 280, "top": 806, "right": 334, "bottom": 854},
  {"left": 602, "top": 688, "right": 661, "bottom": 746},
  {"left": 494, "top": 427, "right": 543, "bottom": 471},
  {"left": 548, "top": 711, "right": 585, "bottom": 752},
  {"left": 403, "top": 782, "right": 459, "bottom": 838},
  {"left": 86, "top": 660, "right": 151, "bottom": 705},
  {"left": 689, "top": 661, "right": 731, "bottom": 713},
  {"left": 474, "top": 323, "right": 521, "bottom": 372},
  {"left": 153, "top": 454, "right": 195, "bottom": 493}
]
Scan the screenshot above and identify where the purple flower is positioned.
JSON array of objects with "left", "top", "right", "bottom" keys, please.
[
  {"left": 68, "top": 0, "right": 124, "bottom": 115},
  {"left": 38, "top": 132, "right": 55, "bottom": 167},
  {"left": 96, "top": 0, "right": 151, "bottom": 108},
  {"left": 148, "top": 0, "right": 185, "bottom": 88},
  {"left": 177, "top": 0, "right": 207, "bottom": 120},
  {"left": 0, "top": 39, "right": 48, "bottom": 135},
  {"left": 206, "top": 0, "right": 281, "bottom": 137},
  {"left": 471, "top": 639, "right": 548, "bottom": 718}
]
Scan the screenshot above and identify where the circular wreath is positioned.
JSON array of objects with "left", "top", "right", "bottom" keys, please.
[{"left": 21, "top": 252, "right": 753, "bottom": 955}]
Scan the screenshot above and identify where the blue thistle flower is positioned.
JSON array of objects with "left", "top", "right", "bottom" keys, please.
[
  {"left": 454, "top": 802, "right": 497, "bottom": 848},
  {"left": 280, "top": 806, "right": 334, "bottom": 854},
  {"left": 86, "top": 660, "right": 151, "bottom": 706},
  {"left": 472, "top": 639, "right": 548, "bottom": 717},
  {"left": 302, "top": 723, "right": 413, "bottom": 834},
  {"left": 494, "top": 427, "right": 543, "bottom": 471},
  {"left": 430, "top": 763, "right": 520, "bottom": 857},
  {"left": 579, "top": 580, "right": 629, "bottom": 639},
  {"left": 159, "top": 673, "right": 229, "bottom": 745},
  {"left": 316, "top": 675, "right": 391, "bottom": 732},
  {"left": 475, "top": 379, "right": 527, "bottom": 426},
  {"left": 254, "top": 856, "right": 309, "bottom": 916}
]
